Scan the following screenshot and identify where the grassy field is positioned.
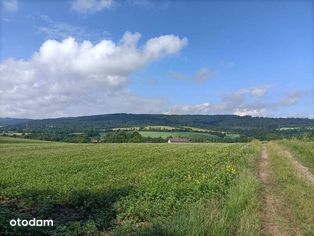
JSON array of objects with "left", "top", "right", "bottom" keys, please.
[
  {"left": 0, "top": 137, "right": 47, "bottom": 144},
  {"left": 266, "top": 142, "right": 314, "bottom": 235},
  {"left": 0, "top": 137, "right": 260, "bottom": 235},
  {"left": 138, "top": 131, "right": 217, "bottom": 139},
  {"left": 278, "top": 140, "right": 314, "bottom": 174}
]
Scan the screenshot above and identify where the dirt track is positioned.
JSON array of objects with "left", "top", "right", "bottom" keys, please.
[{"left": 258, "top": 144, "right": 282, "bottom": 236}]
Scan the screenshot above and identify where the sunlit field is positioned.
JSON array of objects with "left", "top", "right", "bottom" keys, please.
[{"left": 0, "top": 137, "right": 260, "bottom": 235}]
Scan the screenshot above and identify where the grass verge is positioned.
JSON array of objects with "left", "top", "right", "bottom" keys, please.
[
  {"left": 267, "top": 142, "right": 314, "bottom": 235},
  {"left": 278, "top": 140, "right": 314, "bottom": 174}
]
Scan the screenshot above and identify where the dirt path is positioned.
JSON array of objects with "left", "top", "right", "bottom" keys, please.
[
  {"left": 258, "top": 144, "right": 282, "bottom": 236},
  {"left": 281, "top": 149, "right": 314, "bottom": 185}
]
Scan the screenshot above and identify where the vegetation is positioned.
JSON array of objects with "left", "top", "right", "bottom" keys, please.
[
  {"left": 102, "top": 131, "right": 166, "bottom": 143},
  {"left": 1, "top": 114, "right": 313, "bottom": 143},
  {"left": 139, "top": 131, "right": 217, "bottom": 139},
  {"left": 0, "top": 137, "right": 260, "bottom": 235},
  {"left": 139, "top": 131, "right": 248, "bottom": 143},
  {"left": 278, "top": 140, "right": 314, "bottom": 174},
  {"left": 266, "top": 142, "right": 314, "bottom": 234}
]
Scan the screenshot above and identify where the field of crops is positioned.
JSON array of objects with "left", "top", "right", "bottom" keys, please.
[
  {"left": 0, "top": 137, "right": 260, "bottom": 235},
  {"left": 139, "top": 131, "right": 217, "bottom": 139}
]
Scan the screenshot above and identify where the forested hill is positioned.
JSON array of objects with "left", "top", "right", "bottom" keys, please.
[
  {"left": 0, "top": 118, "right": 31, "bottom": 127},
  {"left": 1, "top": 113, "right": 313, "bottom": 133}
]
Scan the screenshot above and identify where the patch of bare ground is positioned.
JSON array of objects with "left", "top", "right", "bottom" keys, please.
[{"left": 258, "top": 144, "right": 286, "bottom": 236}]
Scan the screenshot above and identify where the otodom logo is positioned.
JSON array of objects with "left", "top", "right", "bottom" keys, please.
[{"left": 10, "top": 218, "right": 53, "bottom": 227}]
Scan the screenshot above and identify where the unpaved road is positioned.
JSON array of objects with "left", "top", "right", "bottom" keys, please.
[
  {"left": 258, "top": 144, "right": 282, "bottom": 236},
  {"left": 258, "top": 143, "right": 311, "bottom": 236}
]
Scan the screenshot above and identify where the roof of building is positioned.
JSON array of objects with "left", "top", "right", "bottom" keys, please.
[{"left": 168, "top": 138, "right": 191, "bottom": 143}]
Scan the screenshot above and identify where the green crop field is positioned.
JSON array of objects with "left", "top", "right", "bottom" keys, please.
[
  {"left": 0, "top": 137, "right": 260, "bottom": 235},
  {"left": 139, "top": 131, "right": 217, "bottom": 139},
  {"left": 1, "top": 136, "right": 314, "bottom": 235}
]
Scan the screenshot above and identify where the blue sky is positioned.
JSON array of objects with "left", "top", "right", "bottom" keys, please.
[{"left": 0, "top": 0, "right": 313, "bottom": 118}]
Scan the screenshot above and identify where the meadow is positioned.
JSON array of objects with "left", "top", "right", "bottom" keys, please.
[{"left": 0, "top": 137, "right": 260, "bottom": 235}]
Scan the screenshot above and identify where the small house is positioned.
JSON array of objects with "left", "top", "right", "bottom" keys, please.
[
  {"left": 168, "top": 138, "right": 191, "bottom": 143},
  {"left": 90, "top": 137, "right": 100, "bottom": 143}
]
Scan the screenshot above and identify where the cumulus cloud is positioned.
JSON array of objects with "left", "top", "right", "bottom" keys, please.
[
  {"left": 71, "top": 0, "right": 114, "bottom": 13},
  {"left": 170, "top": 67, "right": 214, "bottom": 83},
  {"left": 0, "top": 32, "right": 187, "bottom": 118},
  {"left": 1, "top": 0, "right": 17, "bottom": 12}
]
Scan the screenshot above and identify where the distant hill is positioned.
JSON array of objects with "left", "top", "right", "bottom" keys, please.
[
  {"left": 0, "top": 118, "right": 31, "bottom": 127},
  {"left": 1, "top": 113, "right": 313, "bottom": 132}
]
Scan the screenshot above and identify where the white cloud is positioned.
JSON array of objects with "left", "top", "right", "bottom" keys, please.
[
  {"left": 280, "top": 91, "right": 300, "bottom": 106},
  {"left": 144, "top": 35, "right": 188, "bottom": 60},
  {"left": 37, "top": 15, "right": 110, "bottom": 41},
  {"left": 129, "top": 0, "right": 170, "bottom": 9},
  {"left": 238, "top": 84, "right": 272, "bottom": 97},
  {"left": 170, "top": 93, "right": 246, "bottom": 115},
  {"left": 1, "top": 0, "right": 17, "bottom": 12},
  {"left": 170, "top": 100, "right": 269, "bottom": 117},
  {"left": 169, "top": 89, "right": 301, "bottom": 117},
  {"left": 0, "top": 32, "right": 187, "bottom": 118},
  {"left": 250, "top": 87, "right": 268, "bottom": 97},
  {"left": 233, "top": 108, "right": 267, "bottom": 117},
  {"left": 71, "top": 0, "right": 114, "bottom": 13},
  {"left": 170, "top": 67, "right": 214, "bottom": 83},
  {"left": 38, "top": 21, "right": 85, "bottom": 40}
]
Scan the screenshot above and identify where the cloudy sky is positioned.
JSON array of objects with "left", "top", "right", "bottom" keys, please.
[{"left": 0, "top": 0, "right": 313, "bottom": 118}]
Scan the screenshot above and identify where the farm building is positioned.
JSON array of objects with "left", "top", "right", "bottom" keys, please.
[
  {"left": 90, "top": 137, "right": 100, "bottom": 143},
  {"left": 168, "top": 138, "right": 191, "bottom": 143}
]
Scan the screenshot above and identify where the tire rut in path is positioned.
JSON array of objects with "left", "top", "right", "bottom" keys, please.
[
  {"left": 258, "top": 144, "right": 282, "bottom": 236},
  {"left": 280, "top": 148, "right": 314, "bottom": 185}
]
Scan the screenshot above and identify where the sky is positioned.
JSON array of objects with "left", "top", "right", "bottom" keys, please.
[{"left": 0, "top": 0, "right": 313, "bottom": 118}]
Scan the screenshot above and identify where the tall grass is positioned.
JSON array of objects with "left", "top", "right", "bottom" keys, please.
[
  {"left": 278, "top": 140, "right": 314, "bottom": 173},
  {"left": 267, "top": 142, "right": 314, "bottom": 234}
]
